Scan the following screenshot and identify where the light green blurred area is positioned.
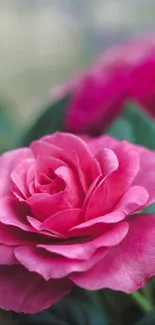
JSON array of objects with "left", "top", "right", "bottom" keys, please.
[{"left": 0, "top": 0, "right": 155, "bottom": 130}]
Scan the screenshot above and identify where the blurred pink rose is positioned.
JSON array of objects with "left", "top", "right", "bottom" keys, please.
[
  {"left": 1, "top": 132, "right": 155, "bottom": 313},
  {"left": 52, "top": 35, "right": 155, "bottom": 134}
]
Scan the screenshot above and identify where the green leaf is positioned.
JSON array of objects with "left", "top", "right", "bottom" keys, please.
[
  {"left": 100, "top": 289, "right": 143, "bottom": 325},
  {"left": 0, "top": 102, "right": 18, "bottom": 152},
  {"left": 107, "top": 116, "right": 135, "bottom": 143},
  {"left": 134, "top": 313, "right": 155, "bottom": 325},
  {"left": 18, "top": 95, "right": 70, "bottom": 147},
  {"left": 107, "top": 102, "right": 155, "bottom": 149},
  {"left": 141, "top": 204, "right": 155, "bottom": 214}
]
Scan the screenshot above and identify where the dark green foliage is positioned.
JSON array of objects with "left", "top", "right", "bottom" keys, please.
[
  {"left": 19, "top": 95, "right": 70, "bottom": 147},
  {"left": 107, "top": 103, "right": 155, "bottom": 149}
]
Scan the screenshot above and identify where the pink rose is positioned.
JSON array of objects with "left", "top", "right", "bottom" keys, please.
[
  {"left": 1, "top": 132, "right": 155, "bottom": 313},
  {"left": 52, "top": 35, "right": 155, "bottom": 134}
]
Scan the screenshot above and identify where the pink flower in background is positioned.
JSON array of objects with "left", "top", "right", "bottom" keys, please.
[
  {"left": 1, "top": 132, "right": 155, "bottom": 313},
  {"left": 52, "top": 35, "right": 155, "bottom": 134}
]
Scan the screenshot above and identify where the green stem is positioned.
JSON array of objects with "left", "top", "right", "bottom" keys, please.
[{"left": 131, "top": 291, "right": 153, "bottom": 313}]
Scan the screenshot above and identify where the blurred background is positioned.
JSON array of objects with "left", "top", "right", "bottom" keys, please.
[
  {"left": 1, "top": 2, "right": 155, "bottom": 324},
  {"left": 0, "top": 0, "right": 155, "bottom": 148}
]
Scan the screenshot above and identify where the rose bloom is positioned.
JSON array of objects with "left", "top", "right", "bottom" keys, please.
[
  {"left": 52, "top": 35, "right": 155, "bottom": 134},
  {"left": 0, "top": 132, "right": 155, "bottom": 313}
]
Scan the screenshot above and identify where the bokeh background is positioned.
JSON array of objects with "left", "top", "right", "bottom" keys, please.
[
  {"left": 1, "top": 0, "right": 155, "bottom": 148},
  {"left": 1, "top": 2, "right": 155, "bottom": 324}
]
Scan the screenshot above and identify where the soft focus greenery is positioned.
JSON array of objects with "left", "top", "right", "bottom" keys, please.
[{"left": 107, "top": 103, "right": 155, "bottom": 149}]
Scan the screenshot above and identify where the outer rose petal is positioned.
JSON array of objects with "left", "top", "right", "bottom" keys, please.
[
  {"left": 84, "top": 145, "right": 140, "bottom": 218},
  {"left": 84, "top": 135, "right": 119, "bottom": 155},
  {"left": 71, "top": 214, "right": 155, "bottom": 293},
  {"left": 0, "top": 148, "right": 33, "bottom": 198},
  {"left": 115, "top": 141, "right": 155, "bottom": 205},
  {"left": 0, "top": 197, "right": 33, "bottom": 231},
  {"left": 14, "top": 246, "right": 108, "bottom": 280},
  {"left": 116, "top": 185, "right": 149, "bottom": 214},
  {"left": 69, "top": 184, "right": 148, "bottom": 238},
  {"left": 85, "top": 136, "right": 140, "bottom": 214},
  {"left": 0, "top": 223, "right": 41, "bottom": 245},
  {"left": 39, "top": 221, "right": 129, "bottom": 260},
  {"left": 0, "top": 245, "right": 17, "bottom": 265},
  {"left": 132, "top": 146, "right": 155, "bottom": 205},
  {"left": 103, "top": 143, "right": 140, "bottom": 212},
  {"left": 68, "top": 211, "right": 126, "bottom": 237},
  {"left": 0, "top": 265, "right": 73, "bottom": 313}
]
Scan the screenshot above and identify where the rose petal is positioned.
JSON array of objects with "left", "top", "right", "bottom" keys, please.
[
  {"left": 0, "top": 223, "right": 37, "bottom": 245},
  {"left": 82, "top": 149, "right": 119, "bottom": 220},
  {"left": 0, "top": 265, "right": 72, "bottom": 313},
  {"left": 31, "top": 141, "right": 88, "bottom": 192},
  {"left": 0, "top": 148, "right": 33, "bottom": 197},
  {"left": 28, "top": 165, "right": 82, "bottom": 221},
  {"left": 26, "top": 162, "right": 36, "bottom": 195},
  {"left": 95, "top": 148, "right": 119, "bottom": 176},
  {"left": 84, "top": 178, "right": 106, "bottom": 220},
  {"left": 132, "top": 146, "right": 155, "bottom": 205},
  {"left": 116, "top": 185, "right": 149, "bottom": 214},
  {"left": 86, "top": 135, "right": 119, "bottom": 155},
  {"left": 41, "top": 209, "right": 81, "bottom": 237},
  {"left": 26, "top": 216, "right": 61, "bottom": 239},
  {"left": 69, "top": 210, "right": 125, "bottom": 237},
  {"left": 31, "top": 133, "right": 100, "bottom": 191},
  {"left": 55, "top": 166, "right": 82, "bottom": 207},
  {"left": 34, "top": 156, "right": 66, "bottom": 194},
  {"left": 42, "top": 133, "right": 94, "bottom": 166},
  {"left": 0, "top": 245, "right": 17, "bottom": 265},
  {"left": 27, "top": 191, "right": 79, "bottom": 222},
  {"left": 39, "top": 221, "right": 128, "bottom": 260},
  {"left": 26, "top": 216, "right": 42, "bottom": 231},
  {"left": 0, "top": 197, "right": 32, "bottom": 231},
  {"left": 36, "top": 156, "right": 66, "bottom": 176},
  {"left": 71, "top": 213, "right": 155, "bottom": 293},
  {"left": 101, "top": 144, "right": 140, "bottom": 214},
  {"left": 64, "top": 70, "right": 124, "bottom": 134},
  {"left": 11, "top": 159, "right": 34, "bottom": 200},
  {"left": 15, "top": 246, "right": 107, "bottom": 280}
]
